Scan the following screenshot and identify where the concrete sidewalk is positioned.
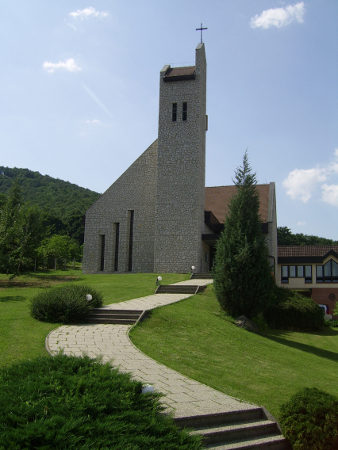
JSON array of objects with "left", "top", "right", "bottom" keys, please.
[{"left": 46, "top": 279, "right": 257, "bottom": 418}]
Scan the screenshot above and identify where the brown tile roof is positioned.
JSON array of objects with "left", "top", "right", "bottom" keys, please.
[
  {"left": 278, "top": 246, "right": 338, "bottom": 258},
  {"left": 205, "top": 184, "right": 270, "bottom": 224},
  {"left": 164, "top": 66, "right": 196, "bottom": 78}
]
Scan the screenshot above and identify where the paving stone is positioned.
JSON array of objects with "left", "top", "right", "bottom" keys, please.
[{"left": 45, "top": 280, "right": 256, "bottom": 418}]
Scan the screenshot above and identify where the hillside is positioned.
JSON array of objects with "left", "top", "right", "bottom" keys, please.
[{"left": 0, "top": 166, "right": 100, "bottom": 220}]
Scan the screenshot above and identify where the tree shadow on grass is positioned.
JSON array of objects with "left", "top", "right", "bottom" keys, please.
[
  {"left": 0, "top": 296, "right": 26, "bottom": 303},
  {"left": 263, "top": 330, "right": 338, "bottom": 364}
]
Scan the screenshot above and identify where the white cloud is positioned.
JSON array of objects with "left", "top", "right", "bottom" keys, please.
[
  {"left": 283, "top": 168, "right": 327, "bottom": 202},
  {"left": 43, "top": 58, "right": 82, "bottom": 73},
  {"left": 297, "top": 221, "right": 306, "bottom": 226},
  {"left": 250, "top": 2, "right": 305, "bottom": 29},
  {"left": 283, "top": 149, "right": 338, "bottom": 206},
  {"left": 69, "top": 7, "right": 108, "bottom": 20},
  {"left": 321, "top": 184, "right": 338, "bottom": 207}
]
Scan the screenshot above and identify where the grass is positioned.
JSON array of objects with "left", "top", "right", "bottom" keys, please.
[
  {"left": 0, "top": 354, "right": 201, "bottom": 449},
  {"left": 130, "top": 285, "right": 338, "bottom": 419},
  {"left": 0, "top": 270, "right": 189, "bottom": 368}
]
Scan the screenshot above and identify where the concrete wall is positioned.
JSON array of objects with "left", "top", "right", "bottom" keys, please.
[
  {"left": 154, "top": 43, "right": 207, "bottom": 273},
  {"left": 82, "top": 140, "right": 158, "bottom": 273}
]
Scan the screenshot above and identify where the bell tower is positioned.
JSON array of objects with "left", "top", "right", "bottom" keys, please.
[{"left": 154, "top": 43, "right": 207, "bottom": 273}]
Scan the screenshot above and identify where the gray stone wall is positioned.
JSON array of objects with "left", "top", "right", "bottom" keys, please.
[
  {"left": 154, "top": 43, "right": 207, "bottom": 273},
  {"left": 82, "top": 140, "right": 158, "bottom": 273}
]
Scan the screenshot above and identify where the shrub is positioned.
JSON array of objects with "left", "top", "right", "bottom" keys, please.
[
  {"left": 264, "top": 287, "right": 324, "bottom": 330},
  {"left": 30, "top": 284, "right": 103, "bottom": 323},
  {"left": 0, "top": 355, "right": 201, "bottom": 449},
  {"left": 279, "top": 387, "right": 338, "bottom": 450}
]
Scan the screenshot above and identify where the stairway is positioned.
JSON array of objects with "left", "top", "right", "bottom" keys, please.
[
  {"left": 155, "top": 285, "right": 206, "bottom": 295},
  {"left": 86, "top": 308, "right": 143, "bottom": 325},
  {"left": 173, "top": 408, "right": 291, "bottom": 450},
  {"left": 191, "top": 273, "right": 213, "bottom": 279}
]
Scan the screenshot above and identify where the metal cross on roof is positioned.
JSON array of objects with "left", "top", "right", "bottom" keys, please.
[{"left": 196, "top": 23, "right": 207, "bottom": 43}]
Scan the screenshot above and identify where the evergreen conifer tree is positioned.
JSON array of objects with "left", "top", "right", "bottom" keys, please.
[{"left": 213, "top": 152, "right": 275, "bottom": 318}]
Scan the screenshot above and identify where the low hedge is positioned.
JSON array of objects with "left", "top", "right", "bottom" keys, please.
[
  {"left": 280, "top": 387, "right": 338, "bottom": 450},
  {"left": 30, "top": 284, "right": 103, "bottom": 324},
  {"left": 0, "top": 355, "right": 201, "bottom": 449},
  {"left": 264, "top": 287, "right": 324, "bottom": 330}
]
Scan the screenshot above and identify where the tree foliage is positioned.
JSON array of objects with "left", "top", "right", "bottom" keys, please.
[
  {"left": 278, "top": 226, "right": 337, "bottom": 246},
  {"left": 0, "top": 183, "right": 45, "bottom": 278},
  {"left": 213, "top": 152, "right": 275, "bottom": 318},
  {"left": 0, "top": 166, "right": 100, "bottom": 244}
]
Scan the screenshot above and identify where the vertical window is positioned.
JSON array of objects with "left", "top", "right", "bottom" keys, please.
[
  {"left": 316, "top": 265, "right": 324, "bottom": 283},
  {"left": 128, "top": 211, "right": 134, "bottom": 272},
  {"left": 297, "top": 266, "right": 304, "bottom": 277},
  {"left": 281, "top": 265, "right": 289, "bottom": 283},
  {"left": 333, "top": 260, "right": 338, "bottom": 282},
  {"left": 324, "top": 261, "right": 331, "bottom": 282},
  {"left": 305, "top": 265, "right": 312, "bottom": 283},
  {"left": 172, "top": 103, "right": 177, "bottom": 121},
  {"left": 100, "top": 235, "right": 105, "bottom": 272},
  {"left": 289, "top": 266, "right": 296, "bottom": 278},
  {"left": 114, "top": 223, "right": 119, "bottom": 272},
  {"left": 182, "top": 102, "right": 187, "bottom": 121}
]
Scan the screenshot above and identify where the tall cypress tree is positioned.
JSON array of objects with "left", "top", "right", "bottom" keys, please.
[{"left": 213, "top": 152, "right": 275, "bottom": 318}]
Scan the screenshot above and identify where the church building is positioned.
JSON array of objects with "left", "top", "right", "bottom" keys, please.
[{"left": 82, "top": 43, "right": 278, "bottom": 275}]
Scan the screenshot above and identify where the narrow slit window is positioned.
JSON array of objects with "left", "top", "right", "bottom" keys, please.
[
  {"left": 128, "top": 211, "right": 134, "bottom": 272},
  {"left": 305, "top": 265, "right": 312, "bottom": 283},
  {"left": 182, "top": 102, "right": 187, "bottom": 121},
  {"left": 281, "top": 265, "right": 289, "bottom": 283},
  {"left": 114, "top": 223, "right": 119, "bottom": 272},
  {"left": 100, "top": 235, "right": 105, "bottom": 272},
  {"left": 172, "top": 103, "right": 177, "bottom": 121}
]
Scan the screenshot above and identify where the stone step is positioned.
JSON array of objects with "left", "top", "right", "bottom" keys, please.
[
  {"left": 174, "top": 409, "right": 291, "bottom": 450},
  {"left": 86, "top": 308, "right": 143, "bottom": 325},
  {"left": 87, "top": 317, "right": 138, "bottom": 325},
  {"left": 191, "top": 273, "right": 213, "bottom": 279},
  {"left": 204, "top": 435, "right": 290, "bottom": 449},
  {"left": 155, "top": 285, "right": 206, "bottom": 294}
]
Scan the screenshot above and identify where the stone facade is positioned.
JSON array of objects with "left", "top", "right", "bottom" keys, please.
[
  {"left": 82, "top": 140, "right": 158, "bottom": 273},
  {"left": 82, "top": 42, "right": 277, "bottom": 275},
  {"left": 154, "top": 43, "right": 207, "bottom": 273}
]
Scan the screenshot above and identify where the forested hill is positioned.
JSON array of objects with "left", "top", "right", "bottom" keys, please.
[{"left": 0, "top": 166, "right": 101, "bottom": 220}]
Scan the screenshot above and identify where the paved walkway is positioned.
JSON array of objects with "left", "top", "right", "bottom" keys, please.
[{"left": 46, "top": 279, "right": 257, "bottom": 418}]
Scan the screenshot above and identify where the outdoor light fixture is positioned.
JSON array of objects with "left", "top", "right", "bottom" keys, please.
[
  {"left": 191, "top": 266, "right": 195, "bottom": 272},
  {"left": 86, "top": 294, "right": 92, "bottom": 301},
  {"left": 142, "top": 384, "right": 154, "bottom": 394},
  {"left": 156, "top": 276, "right": 162, "bottom": 286}
]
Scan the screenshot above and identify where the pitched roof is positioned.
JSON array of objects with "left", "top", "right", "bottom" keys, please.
[
  {"left": 204, "top": 184, "right": 270, "bottom": 224},
  {"left": 278, "top": 246, "right": 338, "bottom": 258}
]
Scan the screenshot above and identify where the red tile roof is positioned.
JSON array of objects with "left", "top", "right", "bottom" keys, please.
[
  {"left": 205, "top": 184, "right": 270, "bottom": 223},
  {"left": 278, "top": 246, "right": 338, "bottom": 257}
]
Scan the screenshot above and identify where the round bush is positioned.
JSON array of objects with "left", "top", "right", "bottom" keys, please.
[
  {"left": 0, "top": 355, "right": 201, "bottom": 449},
  {"left": 30, "top": 284, "right": 103, "bottom": 323},
  {"left": 264, "top": 288, "right": 324, "bottom": 330},
  {"left": 280, "top": 387, "right": 338, "bottom": 450}
]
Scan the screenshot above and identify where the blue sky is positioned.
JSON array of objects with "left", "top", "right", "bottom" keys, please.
[{"left": 1, "top": 1, "right": 337, "bottom": 240}]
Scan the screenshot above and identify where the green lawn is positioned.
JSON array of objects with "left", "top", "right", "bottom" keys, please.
[
  {"left": 0, "top": 270, "right": 189, "bottom": 368},
  {"left": 130, "top": 286, "right": 338, "bottom": 419},
  {"left": 2, "top": 271, "right": 338, "bottom": 421}
]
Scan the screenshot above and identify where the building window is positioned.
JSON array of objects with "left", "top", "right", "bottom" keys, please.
[
  {"left": 182, "top": 102, "right": 187, "bottom": 121},
  {"left": 281, "top": 265, "right": 289, "bottom": 283},
  {"left": 317, "top": 259, "right": 338, "bottom": 283},
  {"left": 114, "top": 223, "right": 119, "bottom": 272},
  {"left": 281, "top": 265, "right": 312, "bottom": 284},
  {"left": 305, "top": 265, "right": 312, "bottom": 283},
  {"left": 100, "top": 235, "right": 105, "bottom": 272},
  {"left": 172, "top": 103, "right": 177, "bottom": 121},
  {"left": 128, "top": 210, "right": 134, "bottom": 272}
]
